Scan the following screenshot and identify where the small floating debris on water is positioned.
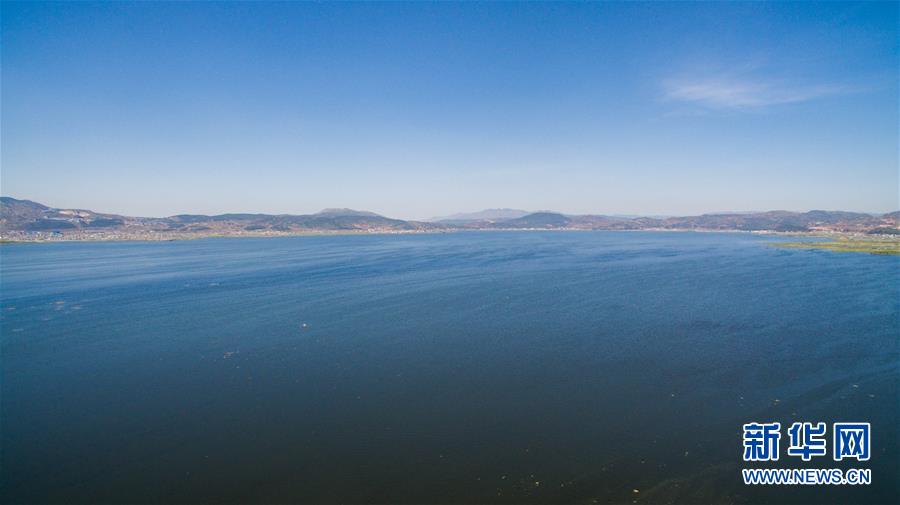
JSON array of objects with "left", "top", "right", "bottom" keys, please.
[
  {"left": 632, "top": 488, "right": 640, "bottom": 493},
  {"left": 868, "top": 394, "right": 875, "bottom": 398},
  {"left": 301, "top": 323, "right": 309, "bottom": 330},
  {"left": 209, "top": 282, "right": 220, "bottom": 287},
  {"left": 223, "top": 351, "right": 238, "bottom": 359},
  {"left": 53, "top": 301, "right": 65, "bottom": 305},
  {"left": 852, "top": 384, "right": 859, "bottom": 388}
]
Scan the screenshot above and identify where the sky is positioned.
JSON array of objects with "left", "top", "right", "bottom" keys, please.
[{"left": 2, "top": 1, "right": 898, "bottom": 219}]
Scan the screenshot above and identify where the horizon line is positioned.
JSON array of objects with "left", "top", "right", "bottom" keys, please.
[{"left": 2, "top": 195, "right": 897, "bottom": 222}]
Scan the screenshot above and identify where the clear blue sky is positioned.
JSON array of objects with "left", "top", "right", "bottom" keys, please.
[{"left": 2, "top": 1, "right": 897, "bottom": 219}]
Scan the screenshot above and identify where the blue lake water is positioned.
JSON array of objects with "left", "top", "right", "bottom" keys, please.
[{"left": 1, "top": 231, "right": 897, "bottom": 504}]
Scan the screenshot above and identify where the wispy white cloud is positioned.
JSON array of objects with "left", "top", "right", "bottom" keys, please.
[{"left": 662, "top": 75, "right": 851, "bottom": 110}]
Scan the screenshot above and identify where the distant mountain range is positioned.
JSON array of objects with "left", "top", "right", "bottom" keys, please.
[
  {"left": 1, "top": 196, "right": 898, "bottom": 240},
  {"left": 429, "top": 208, "right": 530, "bottom": 224}
]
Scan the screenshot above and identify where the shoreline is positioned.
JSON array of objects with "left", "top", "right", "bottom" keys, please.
[{"left": 2, "top": 227, "right": 898, "bottom": 246}]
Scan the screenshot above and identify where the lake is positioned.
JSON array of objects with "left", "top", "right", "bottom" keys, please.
[{"left": 1, "top": 231, "right": 897, "bottom": 504}]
